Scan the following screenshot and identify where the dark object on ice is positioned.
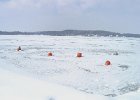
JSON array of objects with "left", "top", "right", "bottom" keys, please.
[
  {"left": 48, "top": 52, "right": 53, "bottom": 56},
  {"left": 77, "top": 52, "right": 82, "bottom": 57},
  {"left": 113, "top": 52, "right": 119, "bottom": 55},
  {"left": 105, "top": 60, "right": 111, "bottom": 66},
  {"left": 17, "top": 46, "right": 21, "bottom": 51}
]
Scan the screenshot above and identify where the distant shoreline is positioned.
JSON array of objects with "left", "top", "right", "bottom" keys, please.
[{"left": 0, "top": 30, "right": 140, "bottom": 38}]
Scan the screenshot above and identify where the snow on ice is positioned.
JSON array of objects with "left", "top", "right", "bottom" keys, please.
[{"left": 0, "top": 35, "right": 140, "bottom": 100}]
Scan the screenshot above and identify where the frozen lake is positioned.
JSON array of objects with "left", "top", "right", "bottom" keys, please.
[{"left": 0, "top": 35, "right": 140, "bottom": 97}]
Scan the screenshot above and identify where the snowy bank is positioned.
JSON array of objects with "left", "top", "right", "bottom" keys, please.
[
  {"left": 0, "top": 55, "right": 140, "bottom": 100},
  {"left": 0, "top": 60, "right": 109, "bottom": 100}
]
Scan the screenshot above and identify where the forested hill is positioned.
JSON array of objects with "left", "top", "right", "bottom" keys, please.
[{"left": 0, "top": 30, "right": 140, "bottom": 38}]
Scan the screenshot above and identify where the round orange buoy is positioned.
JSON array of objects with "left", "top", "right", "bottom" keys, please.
[
  {"left": 48, "top": 52, "right": 53, "bottom": 56},
  {"left": 17, "top": 46, "right": 21, "bottom": 51},
  {"left": 105, "top": 60, "right": 111, "bottom": 66},
  {"left": 77, "top": 52, "right": 82, "bottom": 57}
]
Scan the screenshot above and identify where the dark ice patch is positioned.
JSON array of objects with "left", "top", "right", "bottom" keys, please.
[
  {"left": 118, "top": 65, "right": 129, "bottom": 71},
  {"left": 105, "top": 94, "right": 117, "bottom": 97},
  {"left": 78, "top": 67, "right": 97, "bottom": 74},
  {"left": 118, "top": 83, "right": 140, "bottom": 95}
]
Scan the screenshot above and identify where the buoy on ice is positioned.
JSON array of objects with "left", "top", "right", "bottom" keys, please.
[
  {"left": 17, "top": 46, "right": 21, "bottom": 51},
  {"left": 48, "top": 52, "right": 53, "bottom": 56},
  {"left": 105, "top": 60, "right": 111, "bottom": 66},
  {"left": 77, "top": 52, "right": 82, "bottom": 57}
]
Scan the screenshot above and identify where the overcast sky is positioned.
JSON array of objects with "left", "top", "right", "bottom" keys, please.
[{"left": 0, "top": 0, "right": 140, "bottom": 34}]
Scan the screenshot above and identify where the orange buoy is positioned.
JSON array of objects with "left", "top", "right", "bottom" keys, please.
[
  {"left": 77, "top": 52, "right": 82, "bottom": 57},
  {"left": 48, "top": 52, "right": 53, "bottom": 56},
  {"left": 105, "top": 60, "right": 111, "bottom": 66},
  {"left": 17, "top": 46, "right": 21, "bottom": 51}
]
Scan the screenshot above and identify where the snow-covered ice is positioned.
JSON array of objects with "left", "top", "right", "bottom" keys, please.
[{"left": 0, "top": 35, "right": 140, "bottom": 99}]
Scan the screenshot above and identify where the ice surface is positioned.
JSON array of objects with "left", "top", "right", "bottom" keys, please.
[{"left": 0, "top": 35, "right": 140, "bottom": 97}]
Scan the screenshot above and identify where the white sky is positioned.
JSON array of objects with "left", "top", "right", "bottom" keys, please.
[{"left": 0, "top": 0, "right": 140, "bottom": 34}]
